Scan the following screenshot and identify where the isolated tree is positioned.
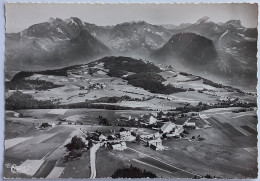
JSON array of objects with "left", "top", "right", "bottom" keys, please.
[
  {"left": 136, "top": 135, "right": 141, "bottom": 143},
  {"left": 65, "top": 136, "right": 85, "bottom": 151}
]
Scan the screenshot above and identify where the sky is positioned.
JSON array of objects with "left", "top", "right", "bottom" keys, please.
[{"left": 5, "top": 3, "right": 258, "bottom": 33}]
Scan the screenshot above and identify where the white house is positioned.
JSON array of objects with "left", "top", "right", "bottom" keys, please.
[
  {"left": 112, "top": 142, "right": 127, "bottom": 150},
  {"left": 120, "top": 130, "right": 131, "bottom": 138},
  {"left": 119, "top": 128, "right": 133, "bottom": 140},
  {"left": 185, "top": 122, "right": 196, "bottom": 127},
  {"left": 141, "top": 114, "right": 158, "bottom": 125},
  {"left": 99, "top": 134, "right": 107, "bottom": 141},
  {"left": 149, "top": 116, "right": 158, "bottom": 125},
  {"left": 151, "top": 112, "right": 158, "bottom": 117},
  {"left": 141, "top": 132, "right": 160, "bottom": 139},
  {"left": 148, "top": 138, "right": 164, "bottom": 150}
]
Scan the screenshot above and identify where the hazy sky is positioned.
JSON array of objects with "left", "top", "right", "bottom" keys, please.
[{"left": 5, "top": 3, "right": 258, "bottom": 33}]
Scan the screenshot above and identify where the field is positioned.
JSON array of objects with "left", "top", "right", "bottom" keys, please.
[
  {"left": 6, "top": 61, "right": 256, "bottom": 111},
  {"left": 4, "top": 107, "right": 258, "bottom": 178}
]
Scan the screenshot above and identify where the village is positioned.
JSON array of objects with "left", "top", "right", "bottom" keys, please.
[
  {"left": 33, "top": 109, "right": 203, "bottom": 153},
  {"left": 51, "top": 111, "right": 202, "bottom": 153}
]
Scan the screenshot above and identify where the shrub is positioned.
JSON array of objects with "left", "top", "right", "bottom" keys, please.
[
  {"left": 65, "top": 136, "right": 86, "bottom": 151},
  {"left": 41, "top": 123, "right": 51, "bottom": 128}
]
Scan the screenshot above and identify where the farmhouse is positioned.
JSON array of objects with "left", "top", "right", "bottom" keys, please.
[
  {"left": 147, "top": 138, "right": 164, "bottom": 150},
  {"left": 120, "top": 130, "right": 131, "bottom": 139},
  {"left": 141, "top": 132, "right": 160, "bottom": 139},
  {"left": 142, "top": 116, "right": 158, "bottom": 125},
  {"left": 140, "top": 113, "right": 159, "bottom": 125},
  {"left": 151, "top": 112, "right": 158, "bottom": 117},
  {"left": 184, "top": 122, "right": 196, "bottom": 128},
  {"left": 120, "top": 114, "right": 131, "bottom": 121},
  {"left": 99, "top": 134, "right": 107, "bottom": 141},
  {"left": 119, "top": 128, "right": 135, "bottom": 141},
  {"left": 166, "top": 126, "right": 184, "bottom": 137},
  {"left": 161, "top": 122, "right": 176, "bottom": 133},
  {"left": 157, "top": 111, "right": 168, "bottom": 119},
  {"left": 111, "top": 142, "right": 127, "bottom": 150},
  {"left": 149, "top": 116, "right": 158, "bottom": 124}
]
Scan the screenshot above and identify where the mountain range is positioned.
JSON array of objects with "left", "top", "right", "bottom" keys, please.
[{"left": 5, "top": 16, "right": 257, "bottom": 89}]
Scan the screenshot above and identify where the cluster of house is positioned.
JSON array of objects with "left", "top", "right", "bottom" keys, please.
[
  {"left": 114, "top": 112, "right": 197, "bottom": 150},
  {"left": 78, "top": 82, "right": 106, "bottom": 91},
  {"left": 80, "top": 128, "right": 135, "bottom": 151},
  {"left": 89, "top": 83, "right": 106, "bottom": 90},
  {"left": 58, "top": 115, "right": 84, "bottom": 125},
  {"left": 219, "top": 96, "right": 239, "bottom": 102},
  {"left": 72, "top": 111, "right": 200, "bottom": 152},
  {"left": 118, "top": 112, "right": 196, "bottom": 128},
  {"left": 78, "top": 112, "right": 197, "bottom": 151},
  {"left": 117, "top": 112, "right": 161, "bottom": 125}
]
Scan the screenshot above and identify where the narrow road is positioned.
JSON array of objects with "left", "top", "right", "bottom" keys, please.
[
  {"left": 89, "top": 143, "right": 101, "bottom": 179},
  {"left": 229, "top": 113, "right": 254, "bottom": 119}
]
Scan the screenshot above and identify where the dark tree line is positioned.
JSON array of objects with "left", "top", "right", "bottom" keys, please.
[
  {"left": 111, "top": 165, "right": 156, "bottom": 178},
  {"left": 6, "top": 79, "right": 63, "bottom": 91},
  {"left": 125, "top": 72, "right": 186, "bottom": 95},
  {"left": 6, "top": 91, "right": 58, "bottom": 110},
  {"left": 11, "top": 64, "right": 83, "bottom": 80},
  {"left": 174, "top": 100, "right": 257, "bottom": 113}
]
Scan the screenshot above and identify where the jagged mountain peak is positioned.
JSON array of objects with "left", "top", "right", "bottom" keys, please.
[
  {"left": 195, "top": 16, "right": 212, "bottom": 24},
  {"left": 48, "top": 17, "right": 55, "bottom": 23},
  {"left": 224, "top": 20, "right": 243, "bottom": 29},
  {"left": 64, "top": 17, "right": 84, "bottom": 27}
]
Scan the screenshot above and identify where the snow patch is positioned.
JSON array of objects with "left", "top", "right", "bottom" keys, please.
[
  {"left": 219, "top": 30, "right": 229, "bottom": 47},
  {"left": 56, "top": 28, "right": 64, "bottom": 34}
]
